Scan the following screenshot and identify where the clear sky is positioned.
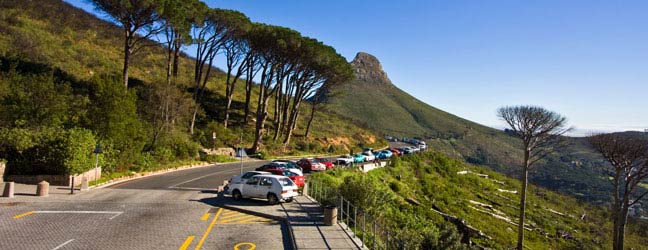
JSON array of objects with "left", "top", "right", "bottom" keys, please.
[{"left": 67, "top": 0, "right": 648, "bottom": 135}]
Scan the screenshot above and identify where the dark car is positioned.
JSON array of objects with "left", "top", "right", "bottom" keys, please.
[
  {"left": 255, "top": 163, "right": 286, "bottom": 174},
  {"left": 296, "top": 158, "right": 326, "bottom": 173}
]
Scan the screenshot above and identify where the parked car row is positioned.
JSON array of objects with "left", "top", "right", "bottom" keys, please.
[{"left": 225, "top": 157, "right": 338, "bottom": 205}]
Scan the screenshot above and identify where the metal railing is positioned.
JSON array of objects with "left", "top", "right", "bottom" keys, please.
[{"left": 308, "top": 180, "right": 407, "bottom": 250}]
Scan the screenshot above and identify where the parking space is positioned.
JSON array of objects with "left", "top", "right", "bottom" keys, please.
[{"left": 180, "top": 207, "right": 288, "bottom": 250}]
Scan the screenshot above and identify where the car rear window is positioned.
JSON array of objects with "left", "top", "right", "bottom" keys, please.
[{"left": 278, "top": 177, "right": 295, "bottom": 186}]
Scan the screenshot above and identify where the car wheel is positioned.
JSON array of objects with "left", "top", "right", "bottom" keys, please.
[
  {"left": 267, "top": 193, "right": 279, "bottom": 205},
  {"left": 232, "top": 190, "right": 242, "bottom": 201}
]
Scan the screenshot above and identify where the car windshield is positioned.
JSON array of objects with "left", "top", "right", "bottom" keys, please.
[
  {"left": 278, "top": 177, "right": 295, "bottom": 186},
  {"left": 317, "top": 158, "right": 331, "bottom": 163}
]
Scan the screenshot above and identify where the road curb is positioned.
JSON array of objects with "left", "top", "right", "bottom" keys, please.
[{"left": 97, "top": 162, "right": 215, "bottom": 189}]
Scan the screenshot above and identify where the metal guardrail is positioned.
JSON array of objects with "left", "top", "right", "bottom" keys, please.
[{"left": 309, "top": 181, "right": 407, "bottom": 250}]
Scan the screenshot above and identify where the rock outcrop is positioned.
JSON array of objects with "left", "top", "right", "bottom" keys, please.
[{"left": 350, "top": 52, "right": 392, "bottom": 85}]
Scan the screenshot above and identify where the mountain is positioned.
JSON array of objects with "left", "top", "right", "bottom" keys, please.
[{"left": 324, "top": 52, "right": 626, "bottom": 207}]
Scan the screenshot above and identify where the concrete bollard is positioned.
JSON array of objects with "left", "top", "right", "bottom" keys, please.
[
  {"left": 36, "top": 181, "right": 49, "bottom": 197},
  {"left": 81, "top": 177, "right": 89, "bottom": 191},
  {"left": 323, "top": 205, "right": 338, "bottom": 226},
  {"left": 302, "top": 182, "right": 309, "bottom": 196},
  {"left": 2, "top": 182, "right": 14, "bottom": 198}
]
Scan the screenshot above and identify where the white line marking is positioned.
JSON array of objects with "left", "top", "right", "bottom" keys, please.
[
  {"left": 109, "top": 212, "right": 123, "bottom": 220},
  {"left": 168, "top": 187, "right": 218, "bottom": 191},
  {"left": 51, "top": 239, "right": 74, "bottom": 250},
  {"left": 167, "top": 171, "right": 228, "bottom": 189}
]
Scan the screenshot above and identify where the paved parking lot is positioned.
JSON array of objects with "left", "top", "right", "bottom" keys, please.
[{"left": 0, "top": 162, "right": 291, "bottom": 250}]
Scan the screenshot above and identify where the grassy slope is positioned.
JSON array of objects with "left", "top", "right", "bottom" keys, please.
[
  {"left": 324, "top": 58, "right": 619, "bottom": 206},
  {"left": 0, "top": 0, "right": 383, "bottom": 155},
  {"left": 310, "top": 152, "right": 647, "bottom": 249}
]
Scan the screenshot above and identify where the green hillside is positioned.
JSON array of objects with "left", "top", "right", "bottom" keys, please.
[
  {"left": 309, "top": 152, "right": 648, "bottom": 249},
  {"left": 0, "top": 0, "right": 383, "bottom": 175},
  {"left": 324, "top": 52, "right": 621, "bottom": 207}
]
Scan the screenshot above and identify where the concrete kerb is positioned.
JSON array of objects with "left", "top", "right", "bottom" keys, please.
[{"left": 95, "top": 162, "right": 217, "bottom": 189}]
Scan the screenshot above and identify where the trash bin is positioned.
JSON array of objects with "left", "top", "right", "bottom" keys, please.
[{"left": 323, "top": 205, "right": 337, "bottom": 226}]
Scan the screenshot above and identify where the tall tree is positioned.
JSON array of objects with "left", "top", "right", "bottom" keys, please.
[
  {"left": 189, "top": 8, "right": 240, "bottom": 134},
  {"left": 247, "top": 24, "right": 300, "bottom": 153},
  {"left": 158, "top": 0, "right": 200, "bottom": 85},
  {"left": 220, "top": 11, "right": 252, "bottom": 129},
  {"left": 588, "top": 133, "right": 648, "bottom": 250},
  {"left": 497, "top": 106, "right": 569, "bottom": 250},
  {"left": 89, "top": 0, "right": 162, "bottom": 88}
]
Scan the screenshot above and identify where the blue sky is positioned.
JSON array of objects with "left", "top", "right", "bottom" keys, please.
[{"left": 67, "top": 0, "right": 648, "bottom": 135}]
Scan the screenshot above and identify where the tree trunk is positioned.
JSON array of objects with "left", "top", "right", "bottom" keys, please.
[
  {"left": 612, "top": 170, "right": 622, "bottom": 250},
  {"left": 616, "top": 201, "right": 629, "bottom": 250},
  {"left": 252, "top": 87, "right": 267, "bottom": 153},
  {"left": 304, "top": 102, "right": 316, "bottom": 138},
  {"left": 517, "top": 149, "right": 530, "bottom": 250},
  {"left": 272, "top": 85, "right": 282, "bottom": 141},
  {"left": 244, "top": 76, "right": 253, "bottom": 125},
  {"left": 123, "top": 31, "right": 132, "bottom": 88},
  {"left": 224, "top": 69, "right": 233, "bottom": 129}
]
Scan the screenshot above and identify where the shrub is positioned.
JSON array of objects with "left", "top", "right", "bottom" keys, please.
[{"left": 0, "top": 127, "right": 96, "bottom": 175}]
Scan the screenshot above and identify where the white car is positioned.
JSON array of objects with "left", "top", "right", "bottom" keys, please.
[
  {"left": 229, "top": 175, "right": 299, "bottom": 205},
  {"left": 362, "top": 151, "right": 376, "bottom": 162},
  {"left": 229, "top": 171, "right": 270, "bottom": 185},
  {"left": 335, "top": 155, "right": 354, "bottom": 166}
]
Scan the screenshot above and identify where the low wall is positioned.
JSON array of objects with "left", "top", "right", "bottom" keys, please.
[
  {"left": 5, "top": 167, "right": 101, "bottom": 186},
  {"left": 0, "top": 162, "right": 5, "bottom": 181},
  {"left": 202, "top": 147, "right": 236, "bottom": 157}
]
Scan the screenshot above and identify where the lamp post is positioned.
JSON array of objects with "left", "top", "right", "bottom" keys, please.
[{"left": 93, "top": 143, "right": 103, "bottom": 187}]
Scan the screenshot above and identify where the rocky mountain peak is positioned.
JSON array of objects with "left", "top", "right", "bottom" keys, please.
[{"left": 351, "top": 52, "right": 392, "bottom": 85}]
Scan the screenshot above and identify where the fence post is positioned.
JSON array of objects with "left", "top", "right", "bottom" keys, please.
[
  {"left": 346, "top": 198, "right": 350, "bottom": 230},
  {"left": 373, "top": 221, "right": 377, "bottom": 250},
  {"left": 386, "top": 231, "right": 390, "bottom": 250},
  {"left": 362, "top": 212, "right": 365, "bottom": 247},
  {"left": 354, "top": 206, "right": 357, "bottom": 236}
]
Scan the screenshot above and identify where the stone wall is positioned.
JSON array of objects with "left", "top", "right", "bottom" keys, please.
[
  {"left": 5, "top": 167, "right": 101, "bottom": 186},
  {"left": 201, "top": 147, "right": 236, "bottom": 157}
]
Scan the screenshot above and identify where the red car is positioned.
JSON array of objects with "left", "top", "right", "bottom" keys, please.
[
  {"left": 282, "top": 170, "right": 305, "bottom": 187},
  {"left": 389, "top": 148, "right": 403, "bottom": 156},
  {"left": 296, "top": 158, "right": 326, "bottom": 173},
  {"left": 315, "top": 158, "right": 334, "bottom": 170}
]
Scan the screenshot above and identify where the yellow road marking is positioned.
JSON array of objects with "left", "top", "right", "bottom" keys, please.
[
  {"left": 231, "top": 216, "right": 269, "bottom": 224},
  {"left": 179, "top": 235, "right": 194, "bottom": 250},
  {"left": 234, "top": 242, "right": 256, "bottom": 250},
  {"left": 218, "top": 214, "right": 256, "bottom": 223},
  {"left": 195, "top": 207, "right": 223, "bottom": 250},
  {"left": 201, "top": 213, "right": 210, "bottom": 221},
  {"left": 13, "top": 211, "right": 35, "bottom": 219},
  {"left": 218, "top": 212, "right": 249, "bottom": 219}
]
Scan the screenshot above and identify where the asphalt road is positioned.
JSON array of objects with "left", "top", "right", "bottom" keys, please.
[{"left": 1, "top": 160, "right": 292, "bottom": 250}]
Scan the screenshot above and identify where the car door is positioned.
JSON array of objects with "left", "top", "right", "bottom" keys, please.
[
  {"left": 244, "top": 176, "right": 260, "bottom": 198},
  {"left": 257, "top": 176, "right": 274, "bottom": 197}
]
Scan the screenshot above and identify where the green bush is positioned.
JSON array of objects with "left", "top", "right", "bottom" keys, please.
[{"left": 0, "top": 127, "right": 96, "bottom": 175}]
